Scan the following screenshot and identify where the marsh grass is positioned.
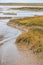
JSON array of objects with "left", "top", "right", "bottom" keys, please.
[
  {"left": 9, "top": 7, "right": 43, "bottom": 11},
  {"left": 16, "top": 28, "right": 43, "bottom": 53},
  {"left": 8, "top": 16, "right": 43, "bottom": 27},
  {"left": 8, "top": 16, "right": 43, "bottom": 53}
]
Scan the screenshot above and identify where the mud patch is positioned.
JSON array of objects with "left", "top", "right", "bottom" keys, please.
[
  {"left": 3, "top": 13, "right": 16, "bottom": 15},
  {"left": 0, "top": 35, "right": 4, "bottom": 46},
  {"left": 0, "top": 35, "right": 4, "bottom": 41},
  {"left": 0, "top": 17, "right": 12, "bottom": 19}
]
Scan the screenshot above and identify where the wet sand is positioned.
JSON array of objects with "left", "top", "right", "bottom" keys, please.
[
  {"left": 0, "top": 19, "right": 22, "bottom": 65},
  {"left": 1, "top": 39, "right": 43, "bottom": 65}
]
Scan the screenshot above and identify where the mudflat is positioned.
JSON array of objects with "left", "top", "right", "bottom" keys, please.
[{"left": 0, "top": 3, "right": 43, "bottom": 6}]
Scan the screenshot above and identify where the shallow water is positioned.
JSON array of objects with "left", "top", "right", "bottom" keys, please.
[
  {"left": 0, "top": 5, "right": 43, "bottom": 65},
  {"left": 0, "top": 6, "right": 43, "bottom": 17}
]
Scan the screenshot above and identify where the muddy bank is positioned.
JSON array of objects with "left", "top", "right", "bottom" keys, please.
[
  {"left": 0, "top": 3, "right": 43, "bottom": 6},
  {"left": 0, "top": 17, "right": 12, "bottom": 19},
  {"left": 3, "top": 13, "right": 16, "bottom": 15},
  {"left": 7, "top": 16, "right": 43, "bottom": 31},
  {"left": 9, "top": 7, "right": 43, "bottom": 11},
  {"left": 0, "top": 35, "right": 4, "bottom": 41}
]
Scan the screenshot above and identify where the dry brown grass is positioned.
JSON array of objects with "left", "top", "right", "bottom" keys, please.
[
  {"left": 8, "top": 16, "right": 43, "bottom": 53},
  {"left": 8, "top": 16, "right": 43, "bottom": 27},
  {"left": 16, "top": 28, "right": 43, "bottom": 53}
]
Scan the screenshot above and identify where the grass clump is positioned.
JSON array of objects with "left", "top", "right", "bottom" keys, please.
[
  {"left": 16, "top": 28, "right": 43, "bottom": 53},
  {"left": 8, "top": 16, "right": 43, "bottom": 27}
]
